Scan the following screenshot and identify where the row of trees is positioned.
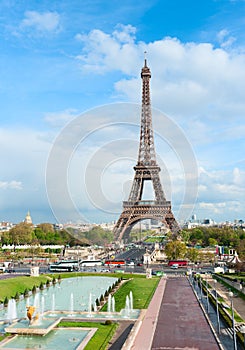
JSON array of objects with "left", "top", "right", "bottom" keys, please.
[
  {"left": 164, "top": 240, "right": 214, "bottom": 263},
  {"left": 181, "top": 226, "right": 245, "bottom": 247},
  {"left": 181, "top": 226, "right": 245, "bottom": 258},
  {"left": 0, "top": 223, "right": 114, "bottom": 248}
]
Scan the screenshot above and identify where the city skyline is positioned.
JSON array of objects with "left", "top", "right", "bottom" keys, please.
[{"left": 1, "top": 0, "right": 245, "bottom": 224}]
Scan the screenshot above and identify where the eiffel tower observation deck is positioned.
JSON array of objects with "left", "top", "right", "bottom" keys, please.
[{"left": 113, "top": 58, "right": 179, "bottom": 242}]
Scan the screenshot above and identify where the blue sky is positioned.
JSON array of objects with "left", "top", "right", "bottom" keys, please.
[{"left": 0, "top": 0, "right": 245, "bottom": 225}]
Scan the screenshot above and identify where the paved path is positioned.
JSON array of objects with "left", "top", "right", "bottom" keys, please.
[{"left": 128, "top": 276, "right": 220, "bottom": 350}]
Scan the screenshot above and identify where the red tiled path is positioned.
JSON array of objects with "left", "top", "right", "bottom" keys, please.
[
  {"left": 130, "top": 276, "right": 220, "bottom": 350},
  {"left": 152, "top": 277, "right": 220, "bottom": 350}
]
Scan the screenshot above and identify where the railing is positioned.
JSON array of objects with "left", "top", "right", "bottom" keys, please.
[{"left": 123, "top": 200, "right": 171, "bottom": 206}]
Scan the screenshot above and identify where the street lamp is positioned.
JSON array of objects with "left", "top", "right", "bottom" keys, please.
[
  {"left": 200, "top": 276, "right": 203, "bottom": 300},
  {"left": 229, "top": 291, "right": 237, "bottom": 350},
  {"left": 205, "top": 276, "right": 209, "bottom": 314},
  {"left": 214, "top": 280, "right": 220, "bottom": 334}
]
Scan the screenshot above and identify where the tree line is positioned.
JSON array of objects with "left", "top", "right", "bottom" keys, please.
[{"left": 0, "top": 223, "right": 113, "bottom": 248}]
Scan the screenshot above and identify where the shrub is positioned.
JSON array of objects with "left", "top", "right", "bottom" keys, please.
[
  {"left": 105, "top": 320, "right": 112, "bottom": 325},
  {"left": 39, "top": 282, "right": 44, "bottom": 290},
  {"left": 3, "top": 296, "right": 8, "bottom": 307},
  {"left": 24, "top": 288, "right": 29, "bottom": 297},
  {"left": 52, "top": 277, "right": 56, "bottom": 284},
  {"left": 100, "top": 294, "right": 104, "bottom": 302},
  {"left": 96, "top": 298, "right": 100, "bottom": 306},
  {"left": 14, "top": 292, "right": 20, "bottom": 300},
  {"left": 32, "top": 285, "right": 37, "bottom": 294}
]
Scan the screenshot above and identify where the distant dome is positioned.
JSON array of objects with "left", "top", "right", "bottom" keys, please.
[{"left": 24, "top": 211, "right": 32, "bottom": 224}]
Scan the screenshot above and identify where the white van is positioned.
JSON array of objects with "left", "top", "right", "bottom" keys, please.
[{"left": 171, "top": 264, "right": 179, "bottom": 269}]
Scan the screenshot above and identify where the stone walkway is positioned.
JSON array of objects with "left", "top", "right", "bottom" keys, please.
[{"left": 126, "top": 276, "right": 220, "bottom": 350}]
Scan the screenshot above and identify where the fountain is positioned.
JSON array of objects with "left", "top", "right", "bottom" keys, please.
[
  {"left": 125, "top": 295, "right": 130, "bottom": 317},
  {"left": 6, "top": 299, "right": 17, "bottom": 324},
  {"left": 69, "top": 293, "right": 74, "bottom": 316},
  {"left": 41, "top": 296, "right": 45, "bottom": 319},
  {"left": 129, "top": 291, "right": 133, "bottom": 310},
  {"left": 34, "top": 294, "right": 40, "bottom": 310},
  {"left": 122, "top": 292, "right": 134, "bottom": 318},
  {"left": 87, "top": 293, "right": 93, "bottom": 317},
  {"left": 107, "top": 294, "right": 115, "bottom": 315},
  {"left": 51, "top": 293, "right": 55, "bottom": 315},
  {"left": 0, "top": 276, "right": 139, "bottom": 349},
  {"left": 25, "top": 296, "right": 30, "bottom": 308},
  {"left": 107, "top": 294, "right": 112, "bottom": 313},
  {"left": 112, "top": 296, "right": 115, "bottom": 313}
]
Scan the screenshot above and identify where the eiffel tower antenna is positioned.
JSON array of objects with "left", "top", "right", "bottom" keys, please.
[{"left": 113, "top": 59, "right": 179, "bottom": 241}]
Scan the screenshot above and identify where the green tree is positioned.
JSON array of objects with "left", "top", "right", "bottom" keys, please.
[
  {"left": 186, "top": 247, "right": 199, "bottom": 262},
  {"left": 84, "top": 226, "right": 113, "bottom": 246},
  {"left": 164, "top": 240, "right": 187, "bottom": 260},
  {"left": 208, "top": 237, "right": 218, "bottom": 247},
  {"left": 8, "top": 222, "right": 33, "bottom": 247},
  {"left": 37, "top": 223, "right": 54, "bottom": 233},
  {"left": 181, "top": 230, "right": 191, "bottom": 245}
]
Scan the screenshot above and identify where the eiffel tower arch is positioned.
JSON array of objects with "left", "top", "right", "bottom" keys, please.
[{"left": 113, "top": 59, "right": 180, "bottom": 242}]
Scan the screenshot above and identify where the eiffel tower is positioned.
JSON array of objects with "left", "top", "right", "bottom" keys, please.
[{"left": 113, "top": 58, "right": 179, "bottom": 241}]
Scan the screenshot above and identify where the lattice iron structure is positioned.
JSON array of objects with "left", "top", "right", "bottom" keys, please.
[{"left": 113, "top": 59, "right": 179, "bottom": 241}]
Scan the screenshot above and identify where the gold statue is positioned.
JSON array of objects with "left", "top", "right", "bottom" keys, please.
[{"left": 26, "top": 306, "right": 39, "bottom": 324}]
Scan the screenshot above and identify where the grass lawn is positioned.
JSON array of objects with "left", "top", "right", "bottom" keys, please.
[
  {"left": 57, "top": 321, "right": 118, "bottom": 350},
  {"left": 101, "top": 276, "right": 160, "bottom": 311},
  {"left": 0, "top": 276, "right": 51, "bottom": 302}
]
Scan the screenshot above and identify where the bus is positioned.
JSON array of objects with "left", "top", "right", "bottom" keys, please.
[
  {"left": 104, "top": 259, "right": 125, "bottom": 266},
  {"left": 80, "top": 260, "right": 102, "bottom": 267},
  {"left": 49, "top": 260, "right": 79, "bottom": 272},
  {"left": 168, "top": 260, "right": 188, "bottom": 267}
]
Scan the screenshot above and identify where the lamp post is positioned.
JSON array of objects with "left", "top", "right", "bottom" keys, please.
[
  {"left": 200, "top": 276, "right": 203, "bottom": 300},
  {"left": 213, "top": 280, "right": 220, "bottom": 334},
  {"left": 229, "top": 291, "right": 237, "bottom": 350},
  {"left": 206, "top": 276, "right": 210, "bottom": 314}
]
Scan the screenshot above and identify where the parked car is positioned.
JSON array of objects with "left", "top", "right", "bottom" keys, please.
[{"left": 171, "top": 264, "right": 179, "bottom": 269}]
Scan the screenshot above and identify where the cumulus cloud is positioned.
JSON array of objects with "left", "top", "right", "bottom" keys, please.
[
  {"left": 75, "top": 25, "right": 245, "bottom": 123},
  {"left": 195, "top": 166, "right": 245, "bottom": 219},
  {"left": 20, "top": 11, "right": 61, "bottom": 34},
  {"left": 75, "top": 24, "right": 142, "bottom": 75}
]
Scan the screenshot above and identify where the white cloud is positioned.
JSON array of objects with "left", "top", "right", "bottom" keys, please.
[
  {"left": 76, "top": 26, "right": 245, "bottom": 123},
  {"left": 20, "top": 11, "right": 61, "bottom": 33},
  {"left": 0, "top": 127, "right": 52, "bottom": 219},
  {"left": 75, "top": 25, "right": 142, "bottom": 75},
  {"left": 217, "top": 29, "right": 236, "bottom": 49},
  {"left": 0, "top": 181, "right": 22, "bottom": 190},
  {"left": 44, "top": 109, "right": 79, "bottom": 127}
]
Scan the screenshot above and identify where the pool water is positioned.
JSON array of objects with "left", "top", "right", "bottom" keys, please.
[{"left": 1, "top": 328, "right": 92, "bottom": 349}]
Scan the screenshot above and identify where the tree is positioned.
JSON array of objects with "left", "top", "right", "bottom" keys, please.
[
  {"left": 84, "top": 226, "right": 113, "bottom": 246},
  {"left": 36, "top": 223, "right": 54, "bottom": 233},
  {"left": 186, "top": 247, "right": 199, "bottom": 263},
  {"left": 181, "top": 230, "right": 190, "bottom": 245},
  {"left": 8, "top": 222, "right": 33, "bottom": 247},
  {"left": 208, "top": 238, "right": 218, "bottom": 247},
  {"left": 164, "top": 240, "right": 187, "bottom": 260}
]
